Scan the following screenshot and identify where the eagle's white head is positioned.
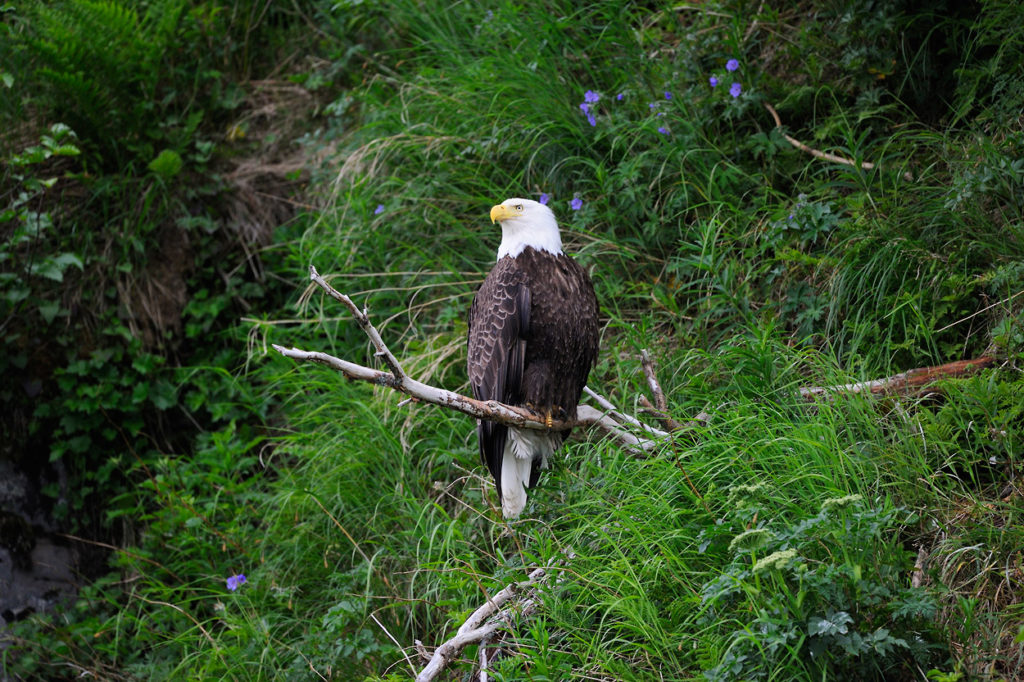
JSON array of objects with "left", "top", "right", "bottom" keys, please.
[{"left": 490, "top": 198, "right": 563, "bottom": 260}]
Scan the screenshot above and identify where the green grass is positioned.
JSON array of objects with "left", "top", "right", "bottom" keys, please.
[{"left": 4, "top": 0, "right": 1024, "bottom": 680}]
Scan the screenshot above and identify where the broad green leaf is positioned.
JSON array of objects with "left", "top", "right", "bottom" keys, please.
[
  {"left": 38, "top": 301, "right": 62, "bottom": 323},
  {"left": 53, "top": 252, "right": 84, "bottom": 271}
]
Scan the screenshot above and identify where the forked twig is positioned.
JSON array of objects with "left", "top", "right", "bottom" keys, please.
[{"left": 308, "top": 265, "right": 405, "bottom": 381}]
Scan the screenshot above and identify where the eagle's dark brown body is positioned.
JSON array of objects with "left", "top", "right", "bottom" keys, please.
[{"left": 467, "top": 246, "right": 599, "bottom": 516}]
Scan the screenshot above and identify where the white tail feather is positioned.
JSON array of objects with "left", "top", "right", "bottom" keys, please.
[{"left": 499, "top": 427, "right": 560, "bottom": 518}]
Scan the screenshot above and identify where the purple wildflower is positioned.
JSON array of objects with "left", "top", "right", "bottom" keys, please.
[
  {"left": 570, "top": 197, "right": 583, "bottom": 211},
  {"left": 373, "top": 204, "right": 384, "bottom": 215},
  {"left": 657, "top": 126, "right": 670, "bottom": 135},
  {"left": 649, "top": 102, "right": 657, "bottom": 110},
  {"left": 226, "top": 574, "right": 247, "bottom": 591},
  {"left": 664, "top": 91, "right": 672, "bottom": 100},
  {"left": 726, "top": 59, "right": 739, "bottom": 72},
  {"left": 580, "top": 91, "right": 600, "bottom": 123},
  {"left": 539, "top": 193, "right": 550, "bottom": 205},
  {"left": 729, "top": 82, "right": 742, "bottom": 98},
  {"left": 579, "top": 102, "right": 597, "bottom": 127},
  {"left": 616, "top": 93, "right": 624, "bottom": 101},
  {"left": 709, "top": 75, "right": 719, "bottom": 87}
]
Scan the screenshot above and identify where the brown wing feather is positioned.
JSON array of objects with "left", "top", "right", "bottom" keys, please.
[{"left": 467, "top": 258, "right": 530, "bottom": 501}]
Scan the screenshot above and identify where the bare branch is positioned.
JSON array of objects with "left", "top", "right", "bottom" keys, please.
[
  {"left": 275, "top": 267, "right": 666, "bottom": 448},
  {"left": 583, "top": 386, "right": 669, "bottom": 440},
  {"left": 639, "top": 351, "right": 686, "bottom": 432},
  {"left": 576, "top": 404, "right": 663, "bottom": 453},
  {"left": 416, "top": 567, "right": 547, "bottom": 682},
  {"left": 275, "top": 342, "right": 593, "bottom": 432},
  {"left": 309, "top": 264, "right": 405, "bottom": 381},
  {"left": 640, "top": 350, "right": 667, "bottom": 411},
  {"left": 799, "top": 356, "right": 995, "bottom": 400},
  {"left": 478, "top": 635, "right": 490, "bottom": 682},
  {"left": 764, "top": 102, "right": 913, "bottom": 181}
]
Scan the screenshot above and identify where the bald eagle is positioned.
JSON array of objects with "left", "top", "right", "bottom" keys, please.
[{"left": 467, "top": 198, "right": 600, "bottom": 518}]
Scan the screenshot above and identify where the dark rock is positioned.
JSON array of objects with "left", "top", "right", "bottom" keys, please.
[{"left": 0, "top": 537, "right": 79, "bottom": 632}]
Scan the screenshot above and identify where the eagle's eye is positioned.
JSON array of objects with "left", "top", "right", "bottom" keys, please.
[{"left": 515, "top": 204, "right": 523, "bottom": 211}]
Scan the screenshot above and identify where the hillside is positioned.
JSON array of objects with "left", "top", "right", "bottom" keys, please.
[{"left": 2, "top": 1, "right": 1022, "bottom": 680}]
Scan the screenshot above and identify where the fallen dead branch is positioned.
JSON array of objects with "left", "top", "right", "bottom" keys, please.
[
  {"left": 799, "top": 356, "right": 995, "bottom": 400},
  {"left": 764, "top": 102, "right": 914, "bottom": 181},
  {"left": 415, "top": 567, "right": 548, "bottom": 682}
]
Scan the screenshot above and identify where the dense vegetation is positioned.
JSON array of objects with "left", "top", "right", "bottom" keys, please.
[{"left": 2, "top": 0, "right": 1022, "bottom": 680}]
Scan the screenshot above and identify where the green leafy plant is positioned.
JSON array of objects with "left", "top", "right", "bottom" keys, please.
[{"left": 700, "top": 494, "right": 945, "bottom": 680}]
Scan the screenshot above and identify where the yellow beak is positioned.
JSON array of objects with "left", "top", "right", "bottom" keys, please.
[{"left": 490, "top": 204, "right": 514, "bottom": 224}]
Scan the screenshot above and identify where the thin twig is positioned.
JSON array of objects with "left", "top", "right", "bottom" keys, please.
[
  {"left": 639, "top": 350, "right": 685, "bottom": 432},
  {"left": 764, "top": 102, "right": 913, "bottom": 181},
  {"left": 57, "top": 533, "right": 183, "bottom": 583},
  {"left": 370, "top": 613, "right": 417, "bottom": 678},
  {"left": 935, "top": 288, "right": 1024, "bottom": 333},
  {"left": 305, "top": 492, "right": 373, "bottom": 565},
  {"left": 638, "top": 395, "right": 686, "bottom": 431},
  {"left": 131, "top": 593, "right": 219, "bottom": 651}
]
